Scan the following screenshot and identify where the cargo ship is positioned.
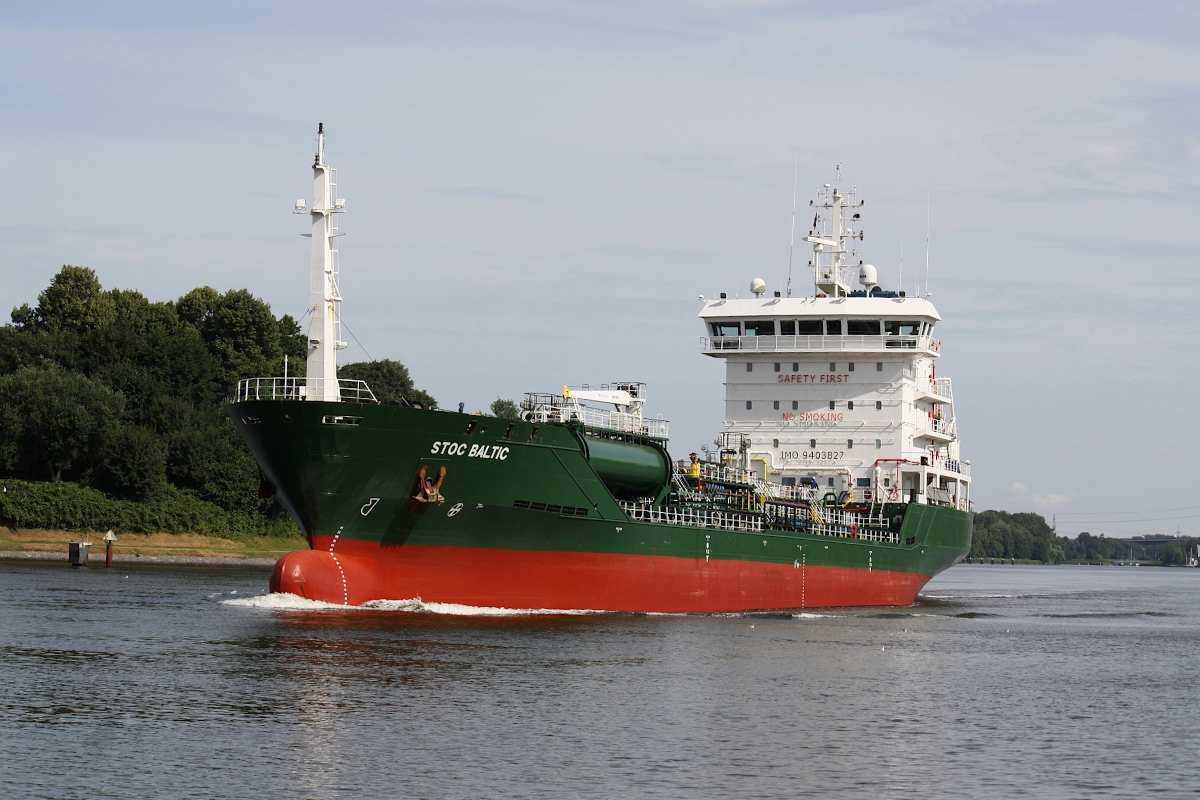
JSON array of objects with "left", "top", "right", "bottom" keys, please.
[{"left": 229, "top": 128, "right": 972, "bottom": 612}]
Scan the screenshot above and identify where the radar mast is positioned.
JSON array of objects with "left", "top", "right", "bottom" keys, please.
[{"left": 805, "top": 165, "right": 864, "bottom": 297}]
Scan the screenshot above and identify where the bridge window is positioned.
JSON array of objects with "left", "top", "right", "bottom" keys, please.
[
  {"left": 797, "top": 320, "right": 822, "bottom": 335},
  {"left": 710, "top": 321, "right": 740, "bottom": 337},
  {"left": 847, "top": 319, "right": 881, "bottom": 335},
  {"left": 744, "top": 320, "right": 775, "bottom": 336},
  {"left": 885, "top": 320, "right": 922, "bottom": 336},
  {"left": 825, "top": 319, "right": 843, "bottom": 335},
  {"left": 779, "top": 320, "right": 795, "bottom": 335}
]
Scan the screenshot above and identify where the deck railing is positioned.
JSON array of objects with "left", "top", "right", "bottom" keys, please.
[
  {"left": 700, "top": 334, "right": 939, "bottom": 355},
  {"left": 925, "top": 416, "right": 956, "bottom": 438},
  {"left": 522, "top": 396, "right": 669, "bottom": 438},
  {"left": 233, "top": 377, "right": 378, "bottom": 404}
]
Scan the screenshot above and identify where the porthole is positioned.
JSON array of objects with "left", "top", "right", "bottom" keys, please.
[
  {"left": 774, "top": 363, "right": 780, "bottom": 373},
  {"left": 746, "top": 400, "right": 753, "bottom": 410},
  {"left": 829, "top": 362, "right": 836, "bottom": 372},
  {"left": 829, "top": 401, "right": 835, "bottom": 410},
  {"left": 847, "top": 439, "right": 854, "bottom": 449},
  {"left": 809, "top": 439, "right": 816, "bottom": 449},
  {"left": 876, "top": 362, "right": 883, "bottom": 372},
  {"left": 773, "top": 400, "right": 780, "bottom": 410},
  {"left": 746, "top": 363, "right": 753, "bottom": 372},
  {"left": 875, "top": 439, "right": 882, "bottom": 449},
  {"left": 848, "top": 362, "right": 855, "bottom": 372},
  {"left": 773, "top": 439, "right": 779, "bottom": 448},
  {"left": 792, "top": 401, "right": 798, "bottom": 410},
  {"left": 848, "top": 401, "right": 854, "bottom": 410},
  {"left": 876, "top": 401, "right": 882, "bottom": 410}
]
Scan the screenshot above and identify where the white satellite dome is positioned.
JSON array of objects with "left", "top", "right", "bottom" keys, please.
[
  {"left": 750, "top": 278, "right": 766, "bottom": 297},
  {"left": 859, "top": 264, "right": 878, "bottom": 288}
]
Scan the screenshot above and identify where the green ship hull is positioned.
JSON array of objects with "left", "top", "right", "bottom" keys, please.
[{"left": 229, "top": 398, "right": 971, "bottom": 612}]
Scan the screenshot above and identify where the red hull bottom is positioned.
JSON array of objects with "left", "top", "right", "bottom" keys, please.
[{"left": 269, "top": 536, "right": 931, "bottom": 613}]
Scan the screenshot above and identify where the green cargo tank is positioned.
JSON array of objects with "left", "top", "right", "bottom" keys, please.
[{"left": 576, "top": 433, "right": 671, "bottom": 499}]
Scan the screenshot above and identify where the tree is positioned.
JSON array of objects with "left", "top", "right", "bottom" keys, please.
[
  {"left": 1158, "top": 542, "right": 1187, "bottom": 566},
  {"left": 338, "top": 359, "right": 437, "bottom": 408},
  {"left": 0, "top": 365, "right": 123, "bottom": 482},
  {"left": 12, "top": 265, "right": 116, "bottom": 334},
  {"left": 490, "top": 398, "right": 521, "bottom": 419},
  {"left": 176, "top": 287, "right": 298, "bottom": 389},
  {"left": 93, "top": 425, "right": 168, "bottom": 501}
]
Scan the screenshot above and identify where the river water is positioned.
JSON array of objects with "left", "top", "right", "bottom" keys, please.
[{"left": 2, "top": 561, "right": 1197, "bottom": 800}]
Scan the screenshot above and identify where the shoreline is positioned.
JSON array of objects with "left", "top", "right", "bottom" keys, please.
[
  {"left": 0, "top": 527, "right": 295, "bottom": 566},
  {"left": 0, "top": 549, "right": 277, "bottom": 567}
]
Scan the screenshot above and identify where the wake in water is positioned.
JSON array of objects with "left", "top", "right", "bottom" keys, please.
[
  {"left": 221, "top": 593, "right": 855, "bottom": 619},
  {"left": 221, "top": 592, "right": 609, "bottom": 616}
]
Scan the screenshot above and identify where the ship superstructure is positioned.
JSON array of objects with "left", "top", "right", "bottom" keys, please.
[
  {"left": 228, "top": 140, "right": 972, "bottom": 612},
  {"left": 698, "top": 167, "right": 969, "bottom": 512}
]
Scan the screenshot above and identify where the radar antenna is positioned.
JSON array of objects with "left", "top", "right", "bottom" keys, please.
[{"left": 786, "top": 159, "right": 797, "bottom": 298}]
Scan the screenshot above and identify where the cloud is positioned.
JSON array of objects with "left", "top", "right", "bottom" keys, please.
[
  {"left": 423, "top": 186, "right": 540, "bottom": 202},
  {"left": 1007, "top": 482, "right": 1075, "bottom": 512}
]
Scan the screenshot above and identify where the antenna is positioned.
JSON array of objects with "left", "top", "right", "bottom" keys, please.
[
  {"left": 899, "top": 227, "right": 904, "bottom": 295},
  {"left": 925, "top": 188, "right": 931, "bottom": 297},
  {"left": 786, "top": 159, "right": 798, "bottom": 298}
]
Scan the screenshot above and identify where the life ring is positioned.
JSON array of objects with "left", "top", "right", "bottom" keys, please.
[{"left": 887, "top": 488, "right": 899, "bottom": 502}]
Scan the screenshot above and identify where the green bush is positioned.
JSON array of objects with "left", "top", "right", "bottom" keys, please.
[{"left": 0, "top": 479, "right": 301, "bottom": 541}]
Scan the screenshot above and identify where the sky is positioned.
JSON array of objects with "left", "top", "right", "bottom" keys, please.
[{"left": 2, "top": 0, "right": 1198, "bottom": 537}]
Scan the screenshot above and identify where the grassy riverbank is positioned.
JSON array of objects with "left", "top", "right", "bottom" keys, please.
[{"left": 0, "top": 527, "right": 302, "bottom": 560}]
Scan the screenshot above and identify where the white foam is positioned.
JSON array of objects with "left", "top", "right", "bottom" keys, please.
[
  {"left": 221, "top": 592, "right": 606, "bottom": 616},
  {"left": 222, "top": 592, "right": 355, "bottom": 610},
  {"left": 793, "top": 612, "right": 835, "bottom": 619}
]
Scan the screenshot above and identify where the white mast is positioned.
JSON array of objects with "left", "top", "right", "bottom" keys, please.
[
  {"left": 296, "top": 123, "right": 346, "bottom": 402},
  {"left": 806, "top": 164, "right": 863, "bottom": 297}
]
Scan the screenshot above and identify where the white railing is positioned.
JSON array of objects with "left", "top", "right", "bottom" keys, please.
[
  {"left": 700, "top": 335, "right": 939, "bottom": 355},
  {"left": 924, "top": 416, "right": 956, "bottom": 438},
  {"left": 621, "top": 498, "right": 901, "bottom": 544},
  {"left": 944, "top": 459, "right": 970, "bottom": 476},
  {"left": 522, "top": 396, "right": 669, "bottom": 438},
  {"left": 619, "top": 502, "right": 764, "bottom": 532},
  {"left": 931, "top": 377, "right": 953, "bottom": 400},
  {"left": 233, "top": 377, "right": 378, "bottom": 404}
]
